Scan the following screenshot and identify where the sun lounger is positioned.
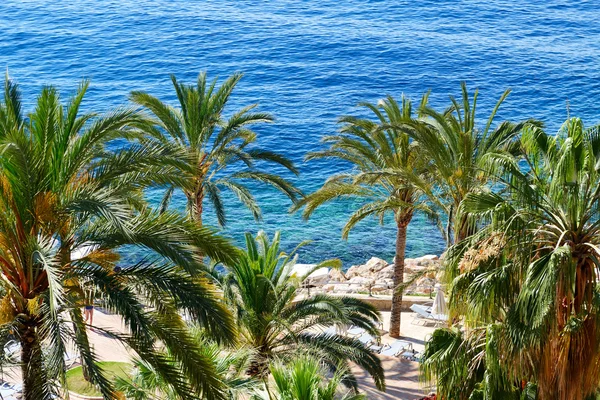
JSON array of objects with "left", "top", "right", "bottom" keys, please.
[
  {"left": 369, "top": 342, "right": 384, "bottom": 353},
  {"left": 357, "top": 333, "right": 377, "bottom": 346},
  {"left": 346, "top": 326, "right": 366, "bottom": 337},
  {"left": 430, "top": 313, "right": 448, "bottom": 325},
  {"left": 410, "top": 304, "right": 447, "bottom": 326},
  {"left": 380, "top": 340, "right": 412, "bottom": 357},
  {"left": 0, "top": 382, "right": 22, "bottom": 399},
  {"left": 3, "top": 340, "right": 20, "bottom": 361},
  {"left": 355, "top": 333, "right": 383, "bottom": 352},
  {"left": 400, "top": 349, "right": 423, "bottom": 362}
]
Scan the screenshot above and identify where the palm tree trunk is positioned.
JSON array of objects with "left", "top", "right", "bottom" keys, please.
[
  {"left": 390, "top": 217, "right": 410, "bottom": 338},
  {"left": 20, "top": 320, "right": 47, "bottom": 400},
  {"left": 193, "top": 190, "right": 204, "bottom": 227},
  {"left": 455, "top": 204, "right": 474, "bottom": 243},
  {"left": 186, "top": 190, "right": 204, "bottom": 226}
]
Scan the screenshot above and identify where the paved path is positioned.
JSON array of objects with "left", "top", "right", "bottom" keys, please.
[
  {"left": 354, "top": 311, "right": 438, "bottom": 399},
  {"left": 2, "top": 309, "right": 439, "bottom": 399}
]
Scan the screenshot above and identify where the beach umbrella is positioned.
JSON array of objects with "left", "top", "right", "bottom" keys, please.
[{"left": 431, "top": 284, "right": 447, "bottom": 315}]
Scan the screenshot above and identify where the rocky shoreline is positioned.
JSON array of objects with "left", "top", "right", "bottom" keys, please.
[{"left": 299, "top": 255, "right": 442, "bottom": 296}]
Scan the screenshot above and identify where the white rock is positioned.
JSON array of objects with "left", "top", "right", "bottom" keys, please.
[
  {"left": 328, "top": 269, "right": 347, "bottom": 282},
  {"left": 322, "top": 284, "right": 336, "bottom": 292},
  {"left": 405, "top": 265, "right": 428, "bottom": 274},
  {"left": 377, "top": 265, "right": 394, "bottom": 280},
  {"left": 308, "top": 275, "right": 330, "bottom": 286},
  {"left": 293, "top": 264, "right": 329, "bottom": 281},
  {"left": 365, "top": 257, "right": 388, "bottom": 273},
  {"left": 348, "top": 284, "right": 363, "bottom": 292},
  {"left": 334, "top": 284, "right": 353, "bottom": 293},
  {"left": 348, "top": 276, "right": 371, "bottom": 285},
  {"left": 371, "top": 284, "right": 388, "bottom": 294},
  {"left": 413, "top": 255, "right": 440, "bottom": 266},
  {"left": 345, "top": 265, "right": 360, "bottom": 279}
]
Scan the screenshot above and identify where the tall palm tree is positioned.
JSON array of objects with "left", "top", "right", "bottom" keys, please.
[
  {"left": 434, "top": 118, "right": 600, "bottom": 399},
  {"left": 131, "top": 72, "right": 301, "bottom": 227},
  {"left": 294, "top": 95, "right": 439, "bottom": 338},
  {"left": 220, "top": 231, "right": 385, "bottom": 392},
  {"left": 0, "top": 76, "right": 239, "bottom": 400},
  {"left": 403, "top": 83, "right": 530, "bottom": 244},
  {"left": 262, "top": 356, "right": 367, "bottom": 400}
]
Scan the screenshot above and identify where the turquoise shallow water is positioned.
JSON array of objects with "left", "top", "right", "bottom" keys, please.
[{"left": 2, "top": 1, "right": 600, "bottom": 266}]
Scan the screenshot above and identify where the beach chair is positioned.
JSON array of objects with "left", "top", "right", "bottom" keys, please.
[
  {"left": 0, "top": 381, "right": 21, "bottom": 399},
  {"left": 346, "top": 326, "right": 366, "bottom": 337},
  {"left": 380, "top": 340, "right": 412, "bottom": 357},
  {"left": 357, "top": 333, "right": 377, "bottom": 345},
  {"left": 410, "top": 304, "right": 432, "bottom": 324},
  {"left": 356, "top": 333, "right": 383, "bottom": 352},
  {"left": 410, "top": 304, "right": 448, "bottom": 326},
  {"left": 430, "top": 313, "right": 448, "bottom": 326},
  {"left": 3, "top": 340, "right": 20, "bottom": 361},
  {"left": 400, "top": 349, "right": 424, "bottom": 362}
]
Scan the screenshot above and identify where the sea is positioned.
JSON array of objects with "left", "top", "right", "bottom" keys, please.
[{"left": 2, "top": 0, "right": 600, "bottom": 267}]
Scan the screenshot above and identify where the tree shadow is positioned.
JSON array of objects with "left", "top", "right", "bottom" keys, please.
[{"left": 353, "top": 356, "right": 434, "bottom": 400}]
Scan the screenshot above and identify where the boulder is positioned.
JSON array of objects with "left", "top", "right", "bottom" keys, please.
[
  {"left": 328, "top": 269, "right": 347, "bottom": 282},
  {"left": 346, "top": 257, "right": 388, "bottom": 280},
  {"left": 307, "top": 275, "right": 330, "bottom": 286},
  {"left": 416, "top": 276, "right": 437, "bottom": 292},
  {"left": 345, "top": 265, "right": 360, "bottom": 279},
  {"left": 348, "top": 276, "right": 371, "bottom": 285},
  {"left": 365, "top": 257, "right": 389, "bottom": 273},
  {"left": 413, "top": 254, "right": 441, "bottom": 267},
  {"left": 371, "top": 284, "right": 388, "bottom": 294},
  {"left": 404, "top": 258, "right": 418, "bottom": 266},
  {"left": 376, "top": 265, "right": 394, "bottom": 280},
  {"left": 293, "top": 264, "right": 330, "bottom": 285},
  {"left": 348, "top": 284, "right": 363, "bottom": 293},
  {"left": 334, "top": 283, "right": 361, "bottom": 294},
  {"left": 322, "top": 284, "right": 336, "bottom": 292}
]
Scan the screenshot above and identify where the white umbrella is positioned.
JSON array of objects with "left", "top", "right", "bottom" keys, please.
[{"left": 431, "top": 284, "right": 447, "bottom": 316}]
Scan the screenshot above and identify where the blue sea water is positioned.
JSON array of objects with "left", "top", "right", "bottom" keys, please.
[{"left": 2, "top": 0, "right": 600, "bottom": 266}]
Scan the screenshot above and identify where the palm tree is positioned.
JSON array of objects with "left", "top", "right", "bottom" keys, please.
[
  {"left": 420, "top": 326, "right": 523, "bottom": 400},
  {"left": 220, "top": 231, "right": 385, "bottom": 392},
  {"left": 294, "top": 95, "right": 439, "bottom": 338},
  {"left": 0, "top": 76, "right": 239, "bottom": 400},
  {"left": 434, "top": 118, "right": 600, "bottom": 399},
  {"left": 262, "top": 356, "right": 367, "bottom": 400},
  {"left": 130, "top": 72, "right": 301, "bottom": 227},
  {"left": 403, "top": 83, "right": 530, "bottom": 244},
  {"left": 116, "top": 328, "right": 259, "bottom": 400}
]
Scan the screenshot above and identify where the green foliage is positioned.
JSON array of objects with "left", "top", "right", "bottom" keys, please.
[
  {"left": 427, "top": 117, "right": 600, "bottom": 399},
  {"left": 66, "top": 362, "right": 131, "bottom": 397},
  {"left": 0, "top": 75, "right": 238, "bottom": 400},
  {"left": 131, "top": 72, "right": 301, "bottom": 227},
  {"left": 401, "top": 83, "right": 534, "bottom": 244},
  {"left": 220, "top": 231, "right": 385, "bottom": 391},
  {"left": 296, "top": 95, "right": 439, "bottom": 236},
  {"left": 115, "top": 328, "right": 259, "bottom": 400},
  {"left": 295, "top": 95, "right": 439, "bottom": 336},
  {"left": 261, "top": 356, "right": 367, "bottom": 400}
]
